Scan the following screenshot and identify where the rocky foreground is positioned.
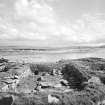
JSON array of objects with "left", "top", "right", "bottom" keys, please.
[{"left": 0, "top": 58, "right": 105, "bottom": 105}]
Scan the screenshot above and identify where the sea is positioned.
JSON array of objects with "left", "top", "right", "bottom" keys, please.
[{"left": 0, "top": 46, "right": 105, "bottom": 63}]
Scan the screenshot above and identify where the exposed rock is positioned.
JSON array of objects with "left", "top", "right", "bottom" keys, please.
[
  {"left": 40, "top": 82, "right": 53, "bottom": 88},
  {"left": 54, "top": 84, "right": 62, "bottom": 88},
  {"left": 48, "top": 94, "right": 59, "bottom": 104},
  {"left": 60, "top": 79, "right": 69, "bottom": 86},
  {"left": 1, "top": 85, "right": 9, "bottom": 92},
  {"left": 0, "top": 65, "right": 6, "bottom": 72},
  {"left": 98, "top": 100, "right": 105, "bottom": 105},
  {"left": 63, "top": 89, "right": 73, "bottom": 93},
  {"left": 37, "top": 76, "right": 44, "bottom": 81},
  {"left": 0, "top": 58, "right": 8, "bottom": 63},
  {"left": 58, "top": 70, "right": 62, "bottom": 75},
  {"left": 51, "top": 69, "right": 57, "bottom": 76},
  {"left": 37, "top": 77, "right": 42, "bottom": 81},
  {"left": 88, "top": 76, "right": 102, "bottom": 84}
]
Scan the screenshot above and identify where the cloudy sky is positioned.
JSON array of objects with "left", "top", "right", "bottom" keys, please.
[{"left": 0, "top": 0, "right": 105, "bottom": 47}]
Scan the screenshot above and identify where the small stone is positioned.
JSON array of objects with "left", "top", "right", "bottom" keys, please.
[
  {"left": 48, "top": 94, "right": 59, "bottom": 103},
  {"left": 63, "top": 89, "right": 73, "bottom": 93},
  {"left": 54, "top": 84, "right": 62, "bottom": 88},
  {"left": 88, "top": 76, "right": 101, "bottom": 84},
  {"left": 60, "top": 79, "right": 69, "bottom": 86}
]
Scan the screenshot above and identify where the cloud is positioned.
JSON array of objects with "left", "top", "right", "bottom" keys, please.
[
  {"left": 73, "top": 14, "right": 105, "bottom": 43},
  {"left": 0, "top": 0, "right": 105, "bottom": 46},
  {"left": 15, "top": 0, "right": 56, "bottom": 24},
  {"left": 14, "top": 0, "right": 105, "bottom": 44},
  {"left": 0, "top": 18, "right": 19, "bottom": 40},
  {"left": 13, "top": 0, "right": 76, "bottom": 42},
  {"left": 13, "top": 0, "right": 62, "bottom": 40}
]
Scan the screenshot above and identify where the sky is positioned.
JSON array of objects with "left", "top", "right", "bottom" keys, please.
[{"left": 0, "top": 0, "right": 105, "bottom": 47}]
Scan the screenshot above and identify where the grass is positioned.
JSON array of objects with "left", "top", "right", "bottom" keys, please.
[{"left": 30, "top": 64, "right": 53, "bottom": 74}]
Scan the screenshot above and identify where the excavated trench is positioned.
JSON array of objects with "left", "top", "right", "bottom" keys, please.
[{"left": 0, "top": 96, "right": 13, "bottom": 105}]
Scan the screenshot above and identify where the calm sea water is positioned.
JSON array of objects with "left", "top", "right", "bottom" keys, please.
[{"left": 0, "top": 47, "right": 105, "bottom": 63}]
